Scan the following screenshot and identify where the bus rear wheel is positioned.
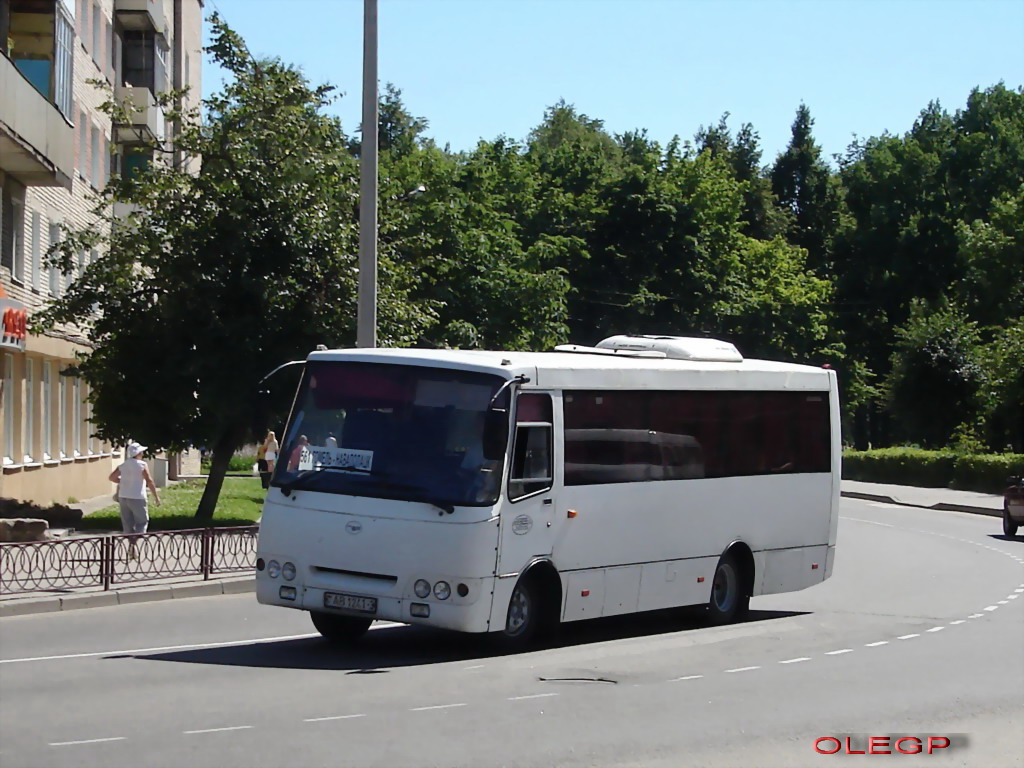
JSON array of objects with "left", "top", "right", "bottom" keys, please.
[
  {"left": 707, "top": 554, "right": 749, "bottom": 625},
  {"left": 310, "top": 612, "right": 372, "bottom": 644}
]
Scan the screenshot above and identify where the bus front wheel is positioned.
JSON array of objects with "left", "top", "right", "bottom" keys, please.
[
  {"left": 707, "top": 554, "right": 749, "bottom": 624},
  {"left": 496, "top": 578, "right": 545, "bottom": 649},
  {"left": 310, "top": 611, "right": 372, "bottom": 644}
]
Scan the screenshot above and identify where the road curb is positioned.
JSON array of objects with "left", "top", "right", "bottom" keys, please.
[
  {"left": 0, "top": 577, "right": 255, "bottom": 618},
  {"left": 840, "top": 491, "right": 1001, "bottom": 518}
]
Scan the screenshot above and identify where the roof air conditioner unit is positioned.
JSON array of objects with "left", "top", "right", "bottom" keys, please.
[{"left": 595, "top": 335, "right": 743, "bottom": 362}]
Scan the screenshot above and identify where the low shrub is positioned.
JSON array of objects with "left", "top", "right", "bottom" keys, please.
[
  {"left": 200, "top": 453, "right": 259, "bottom": 475},
  {"left": 843, "top": 448, "right": 1024, "bottom": 493}
]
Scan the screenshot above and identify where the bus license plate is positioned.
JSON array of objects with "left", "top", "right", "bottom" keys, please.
[{"left": 323, "top": 592, "right": 377, "bottom": 614}]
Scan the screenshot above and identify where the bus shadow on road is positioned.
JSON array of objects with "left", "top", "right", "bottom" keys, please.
[{"left": 126, "top": 607, "right": 807, "bottom": 671}]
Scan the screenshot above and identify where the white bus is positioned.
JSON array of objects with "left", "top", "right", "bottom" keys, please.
[{"left": 256, "top": 335, "right": 840, "bottom": 647}]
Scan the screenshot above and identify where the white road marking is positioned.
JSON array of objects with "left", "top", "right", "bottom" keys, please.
[
  {"left": 779, "top": 657, "right": 811, "bottom": 664},
  {"left": 926, "top": 627, "right": 945, "bottom": 633},
  {"left": 865, "top": 641, "right": 888, "bottom": 647},
  {"left": 410, "top": 703, "right": 467, "bottom": 712},
  {"left": 183, "top": 726, "right": 253, "bottom": 735},
  {"left": 508, "top": 693, "right": 559, "bottom": 700},
  {"left": 1008, "top": 595, "right": 1020, "bottom": 600},
  {"left": 825, "top": 649, "right": 853, "bottom": 655},
  {"left": 49, "top": 737, "right": 126, "bottom": 747},
  {"left": 671, "top": 675, "right": 704, "bottom": 681},
  {"left": 968, "top": 613, "right": 984, "bottom": 618},
  {"left": 725, "top": 666, "right": 760, "bottom": 673},
  {"left": 464, "top": 665, "right": 485, "bottom": 670},
  {"left": 949, "top": 620, "right": 966, "bottom": 625},
  {"left": 998, "top": 600, "right": 1009, "bottom": 605},
  {"left": 304, "top": 714, "right": 366, "bottom": 722},
  {"left": 843, "top": 516, "right": 895, "bottom": 527},
  {"left": 897, "top": 634, "right": 919, "bottom": 640},
  {"left": 984, "top": 606, "right": 999, "bottom": 611}
]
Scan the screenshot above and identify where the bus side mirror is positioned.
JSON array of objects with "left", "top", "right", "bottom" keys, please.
[{"left": 482, "top": 411, "right": 509, "bottom": 461}]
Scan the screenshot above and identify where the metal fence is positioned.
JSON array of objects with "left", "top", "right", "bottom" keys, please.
[{"left": 0, "top": 526, "right": 259, "bottom": 595}]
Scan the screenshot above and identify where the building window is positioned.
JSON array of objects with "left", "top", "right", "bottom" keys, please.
[
  {"left": 122, "top": 30, "right": 168, "bottom": 93},
  {"left": 47, "top": 222, "right": 61, "bottom": 296},
  {"left": 58, "top": 370, "right": 67, "bottom": 458},
  {"left": 1, "top": 180, "right": 26, "bottom": 280},
  {"left": 42, "top": 361, "right": 52, "bottom": 459},
  {"left": 73, "top": 376, "right": 82, "bottom": 456},
  {"left": 4, "top": 0, "right": 73, "bottom": 118},
  {"left": 91, "top": 124, "right": 101, "bottom": 188},
  {"left": 2, "top": 354, "right": 14, "bottom": 464},
  {"left": 86, "top": 384, "right": 96, "bottom": 455},
  {"left": 24, "top": 358, "right": 34, "bottom": 462},
  {"left": 54, "top": 4, "right": 74, "bottom": 118},
  {"left": 91, "top": 1, "right": 101, "bottom": 64},
  {"left": 123, "top": 148, "right": 154, "bottom": 180},
  {"left": 30, "top": 211, "right": 41, "bottom": 292},
  {"left": 79, "top": 111, "right": 90, "bottom": 184}
]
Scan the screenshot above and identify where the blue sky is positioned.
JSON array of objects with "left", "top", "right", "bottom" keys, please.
[{"left": 201, "top": 0, "right": 1024, "bottom": 165}]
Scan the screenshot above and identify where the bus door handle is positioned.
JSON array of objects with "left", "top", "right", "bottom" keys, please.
[{"left": 543, "top": 498, "right": 553, "bottom": 505}]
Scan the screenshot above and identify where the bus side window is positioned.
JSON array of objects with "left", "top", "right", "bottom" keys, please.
[{"left": 508, "top": 423, "right": 552, "bottom": 501}]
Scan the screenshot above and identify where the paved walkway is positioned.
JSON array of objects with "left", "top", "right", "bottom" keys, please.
[
  {"left": 840, "top": 480, "right": 1003, "bottom": 516},
  {"left": 0, "top": 481, "right": 1007, "bottom": 619}
]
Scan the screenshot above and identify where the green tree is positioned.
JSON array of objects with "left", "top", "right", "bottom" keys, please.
[
  {"left": 883, "top": 301, "right": 984, "bottom": 448},
  {"left": 37, "top": 17, "right": 434, "bottom": 518},
  {"left": 770, "top": 104, "right": 840, "bottom": 270}
]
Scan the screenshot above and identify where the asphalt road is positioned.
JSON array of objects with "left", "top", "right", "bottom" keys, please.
[{"left": 1, "top": 497, "right": 1022, "bottom": 768}]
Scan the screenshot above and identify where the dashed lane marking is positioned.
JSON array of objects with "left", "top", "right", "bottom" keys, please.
[
  {"left": 865, "top": 641, "right": 888, "bottom": 647},
  {"left": 183, "top": 726, "right": 253, "bottom": 735},
  {"left": 509, "top": 693, "right": 559, "bottom": 700},
  {"left": 304, "top": 714, "right": 366, "bottom": 722},
  {"left": 898, "top": 634, "right": 920, "bottom": 640},
  {"left": 825, "top": 649, "right": 853, "bottom": 655},
  {"left": 410, "top": 703, "right": 468, "bottom": 712},
  {"left": 49, "top": 737, "right": 126, "bottom": 747},
  {"left": 725, "top": 666, "right": 760, "bottom": 673},
  {"left": 779, "top": 657, "right": 811, "bottom": 664}
]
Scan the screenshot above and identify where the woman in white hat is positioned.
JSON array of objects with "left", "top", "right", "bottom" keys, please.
[{"left": 108, "top": 442, "right": 161, "bottom": 534}]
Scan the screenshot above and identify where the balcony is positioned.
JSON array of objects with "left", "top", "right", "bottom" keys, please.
[
  {"left": 114, "top": 85, "right": 166, "bottom": 145},
  {"left": 0, "top": 54, "right": 74, "bottom": 189},
  {"left": 114, "top": 0, "right": 169, "bottom": 35}
]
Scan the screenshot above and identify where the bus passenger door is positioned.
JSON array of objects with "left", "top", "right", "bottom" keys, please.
[{"left": 497, "top": 392, "right": 557, "bottom": 578}]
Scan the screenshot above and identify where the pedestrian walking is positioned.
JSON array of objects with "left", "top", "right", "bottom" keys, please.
[
  {"left": 109, "top": 442, "right": 161, "bottom": 534},
  {"left": 263, "top": 431, "right": 280, "bottom": 473}
]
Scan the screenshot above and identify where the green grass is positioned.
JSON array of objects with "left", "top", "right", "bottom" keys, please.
[{"left": 79, "top": 477, "right": 266, "bottom": 532}]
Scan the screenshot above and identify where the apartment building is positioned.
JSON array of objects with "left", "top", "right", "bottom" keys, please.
[{"left": 1, "top": 0, "right": 203, "bottom": 505}]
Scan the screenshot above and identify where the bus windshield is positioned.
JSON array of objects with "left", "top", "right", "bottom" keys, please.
[{"left": 271, "top": 362, "right": 508, "bottom": 507}]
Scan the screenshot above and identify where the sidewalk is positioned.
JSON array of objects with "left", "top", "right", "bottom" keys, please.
[
  {"left": 840, "top": 480, "right": 1003, "bottom": 517},
  {"left": 1, "top": 481, "right": 1006, "bottom": 619}
]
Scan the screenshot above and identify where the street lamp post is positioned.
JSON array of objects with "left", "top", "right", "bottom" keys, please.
[{"left": 356, "top": 0, "right": 379, "bottom": 348}]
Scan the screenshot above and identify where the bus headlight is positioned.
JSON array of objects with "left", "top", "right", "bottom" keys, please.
[
  {"left": 267, "top": 560, "right": 281, "bottom": 578},
  {"left": 282, "top": 562, "right": 296, "bottom": 581},
  {"left": 414, "top": 579, "right": 431, "bottom": 599},
  {"left": 433, "top": 581, "right": 451, "bottom": 600}
]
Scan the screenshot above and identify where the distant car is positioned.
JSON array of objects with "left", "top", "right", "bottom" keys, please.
[{"left": 1004, "top": 476, "right": 1024, "bottom": 537}]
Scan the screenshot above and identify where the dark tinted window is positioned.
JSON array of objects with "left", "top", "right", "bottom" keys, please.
[{"left": 563, "top": 390, "right": 831, "bottom": 486}]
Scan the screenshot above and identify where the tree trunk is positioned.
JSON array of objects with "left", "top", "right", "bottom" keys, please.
[{"left": 194, "top": 432, "right": 237, "bottom": 520}]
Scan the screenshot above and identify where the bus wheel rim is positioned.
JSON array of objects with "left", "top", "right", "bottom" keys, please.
[
  {"left": 507, "top": 586, "right": 529, "bottom": 635},
  {"left": 713, "top": 563, "right": 736, "bottom": 612}
]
